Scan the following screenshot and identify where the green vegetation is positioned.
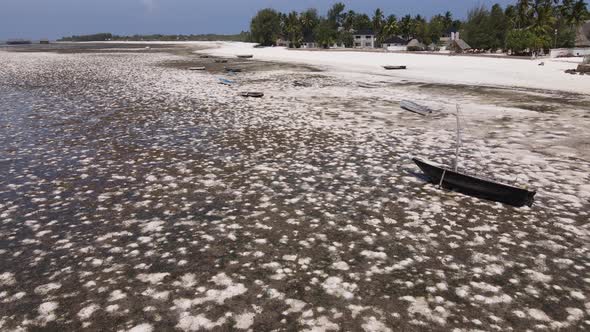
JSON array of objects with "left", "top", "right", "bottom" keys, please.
[
  {"left": 251, "top": 3, "right": 462, "bottom": 49},
  {"left": 463, "top": 0, "right": 589, "bottom": 54},
  {"left": 59, "top": 32, "right": 250, "bottom": 42},
  {"left": 249, "top": 0, "right": 588, "bottom": 55}
]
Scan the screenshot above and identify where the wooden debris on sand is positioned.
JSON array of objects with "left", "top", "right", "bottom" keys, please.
[
  {"left": 383, "top": 65, "right": 407, "bottom": 70},
  {"left": 239, "top": 92, "right": 264, "bottom": 98}
]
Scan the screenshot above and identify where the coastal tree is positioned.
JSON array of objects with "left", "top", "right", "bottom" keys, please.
[
  {"left": 372, "top": 8, "right": 385, "bottom": 44},
  {"left": 250, "top": 8, "right": 282, "bottom": 46},
  {"left": 314, "top": 19, "right": 337, "bottom": 48},
  {"left": 300, "top": 8, "right": 320, "bottom": 41},
  {"left": 286, "top": 11, "right": 303, "bottom": 47}
]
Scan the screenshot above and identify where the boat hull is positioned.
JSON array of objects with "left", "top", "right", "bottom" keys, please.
[
  {"left": 400, "top": 100, "right": 433, "bottom": 116},
  {"left": 412, "top": 158, "right": 536, "bottom": 207}
]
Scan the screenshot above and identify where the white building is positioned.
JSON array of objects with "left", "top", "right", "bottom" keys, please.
[{"left": 352, "top": 29, "right": 375, "bottom": 48}]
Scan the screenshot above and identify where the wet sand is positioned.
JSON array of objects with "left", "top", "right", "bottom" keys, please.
[{"left": 0, "top": 43, "right": 589, "bottom": 331}]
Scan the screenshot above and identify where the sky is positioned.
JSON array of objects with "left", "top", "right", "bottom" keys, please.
[{"left": 0, "top": 0, "right": 516, "bottom": 40}]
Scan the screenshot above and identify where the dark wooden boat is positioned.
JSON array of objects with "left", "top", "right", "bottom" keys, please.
[
  {"left": 413, "top": 158, "right": 536, "bottom": 207},
  {"left": 214, "top": 59, "right": 228, "bottom": 63},
  {"left": 224, "top": 67, "right": 243, "bottom": 73},
  {"left": 413, "top": 105, "right": 536, "bottom": 207},
  {"left": 400, "top": 100, "right": 434, "bottom": 116},
  {"left": 384, "top": 65, "right": 406, "bottom": 70},
  {"left": 237, "top": 54, "right": 253, "bottom": 59},
  {"left": 239, "top": 92, "right": 264, "bottom": 98},
  {"left": 199, "top": 55, "right": 210, "bottom": 58}
]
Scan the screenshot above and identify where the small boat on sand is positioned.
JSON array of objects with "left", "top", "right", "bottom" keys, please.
[
  {"left": 384, "top": 65, "right": 406, "bottom": 70},
  {"left": 219, "top": 78, "right": 235, "bottom": 86},
  {"left": 400, "top": 100, "right": 434, "bottom": 116},
  {"left": 224, "top": 67, "right": 243, "bottom": 73},
  {"left": 413, "top": 105, "right": 536, "bottom": 207},
  {"left": 189, "top": 66, "right": 206, "bottom": 71},
  {"left": 199, "top": 55, "right": 210, "bottom": 58},
  {"left": 214, "top": 59, "right": 228, "bottom": 63},
  {"left": 239, "top": 92, "right": 264, "bottom": 98},
  {"left": 237, "top": 55, "right": 253, "bottom": 59}
]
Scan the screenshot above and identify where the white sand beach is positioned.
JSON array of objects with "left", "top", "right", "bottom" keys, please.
[{"left": 195, "top": 41, "right": 589, "bottom": 94}]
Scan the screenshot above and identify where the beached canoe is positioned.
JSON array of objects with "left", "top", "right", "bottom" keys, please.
[
  {"left": 412, "top": 105, "right": 536, "bottom": 207},
  {"left": 400, "top": 100, "right": 434, "bottom": 116},
  {"left": 219, "top": 78, "right": 235, "bottom": 86},
  {"left": 239, "top": 92, "right": 264, "bottom": 98},
  {"left": 384, "top": 65, "right": 406, "bottom": 70},
  {"left": 224, "top": 67, "right": 243, "bottom": 73},
  {"left": 237, "top": 55, "right": 253, "bottom": 59},
  {"left": 214, "top": 59, "right": 228, "bottom": 63},
  {"left": 199, "top": 55, "right": 210, "bottom": 58},
  {"left": 189, "top": 67, "right": 206, "bottom": 71},
  {"left": 413, "top": 158, "right": 536, "bottom": 207}
]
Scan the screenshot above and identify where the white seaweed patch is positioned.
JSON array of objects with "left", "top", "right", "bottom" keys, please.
[
  {"left": 322, "top": 277, "right": 357, "bottom": 300},
  {"left": 37, "top": 301, "right": 59, "bottom": 325},
  {"left": 176, "top": 313, "right": 226, "bottom": 331},
  {"left": 137, "top": 273, "right": 170, "bottom": 284},
  {"left": 0, "top": 272, "right": 16, "bottom": 286},
  {"left": 78, "top": 303, "right": 100, "bottom": 320},
  {"left": 128, "top": 323, "right": 154, "bottom": 332},
  {"left": 34, "top": 283, "right": 62, "bottom": 295}
]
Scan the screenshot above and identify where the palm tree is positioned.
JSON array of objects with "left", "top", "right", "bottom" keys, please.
[
  {"left": 399, "top": 15, "right": 413, "bottom": 40},
  {"left": 300, "top": 8, "right": 319, "bottom": 39},
  {"left": 517, "top": 0, "right": 531, "bottom": 28},
  {"left": 342, "top": 10, "right": 357, "bottom": 31},
  {"left": 382, "top": 14, "right": 399, "bottom": 41},
  {"left": 372, "top": 8, "right": 385, "bottom": 45},
  {"left": 571, "top": 0, "right": 589, "bottom": 26}
]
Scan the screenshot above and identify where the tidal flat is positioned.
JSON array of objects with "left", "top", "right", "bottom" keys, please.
[{"left": 0, "top": 43, "right": 589, "bottom": 331}]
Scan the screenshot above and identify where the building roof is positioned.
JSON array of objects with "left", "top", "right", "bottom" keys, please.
[
  {"left": 576, "top": 20, "right": 590, "bottom": 47},
  {"left": 453, "top": 38, "right": 471, "bottom": 50},
  {"left": 407, "top": 39, "right": 426, "bottom": 48},
  {"left": 353, "top": 29, "right": 375, "bottom": 36},
  {"left": 382, "top": 36, "right": 408, "bottom": 45}
]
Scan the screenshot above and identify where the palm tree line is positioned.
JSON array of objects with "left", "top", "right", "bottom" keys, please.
[{"left": 250, "top": 0, "right": 589, "bottom": 53}]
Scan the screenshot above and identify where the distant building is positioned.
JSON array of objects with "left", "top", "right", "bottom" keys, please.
[
  {"left": 301, "top": 35, "right": 316, "bottom": 49},
  {"left": 352, "top": 29, "right": 375, "bottom": 48},
  {"left": 381, "top": 36, "right": 407, "bottom": 49},
  {"left": 40, "top": 39, "right": 49, "bottom": 44},
  {"left": 276, "top": 37, "right": 289, "bottom": 47}
]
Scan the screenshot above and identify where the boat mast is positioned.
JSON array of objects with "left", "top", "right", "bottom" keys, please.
[{"left": 454, "top": 105, "right": 461, "bottom": 172}]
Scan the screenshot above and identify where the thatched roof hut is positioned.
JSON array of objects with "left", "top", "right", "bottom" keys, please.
[
  {"left": 406, "top": 39, "right": 426, "bottom": 51},
  {"left": 576, "top": 20, "right": 590, "bottom": 47}
]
